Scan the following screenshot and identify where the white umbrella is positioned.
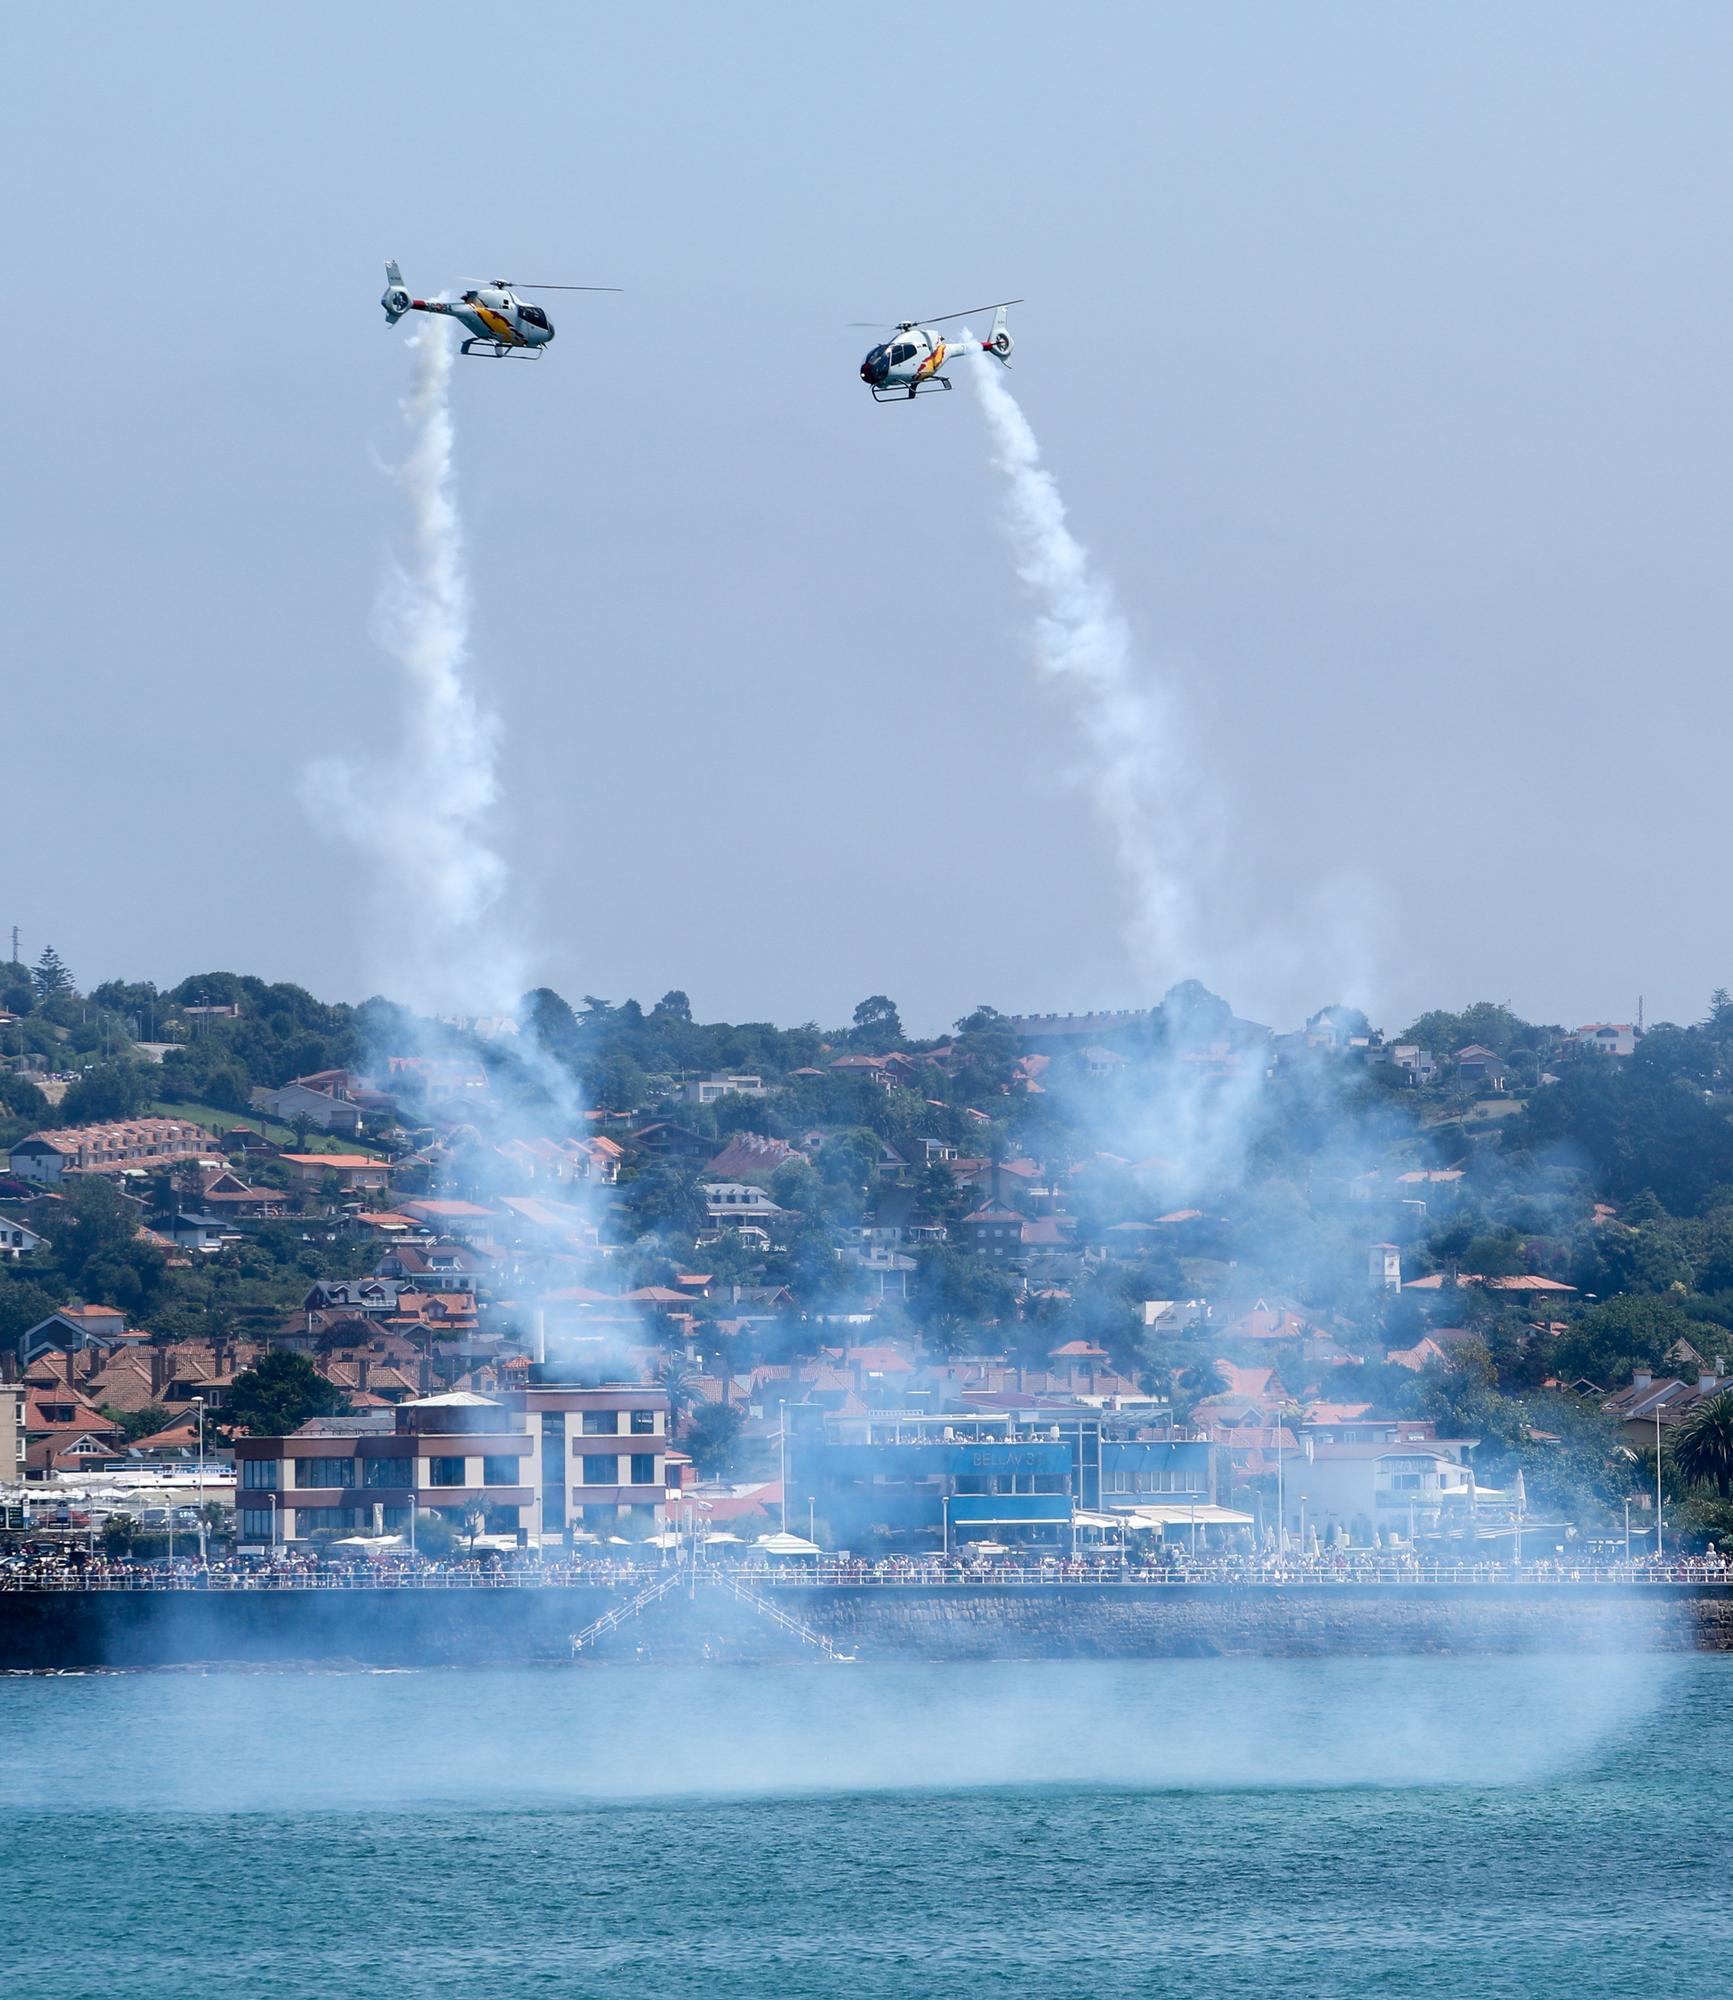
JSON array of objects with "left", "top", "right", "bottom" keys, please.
[{"left": 757, "top": 1531, "right": 821, "bottom": 1556}]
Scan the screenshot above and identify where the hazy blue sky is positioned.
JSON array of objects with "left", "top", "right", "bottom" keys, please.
[{"left": 6, "top": 3, "right": 1730, "bottom": 1036}]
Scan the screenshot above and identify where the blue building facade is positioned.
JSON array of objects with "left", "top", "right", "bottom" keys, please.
[{"left": 787, "top": 1409, "right": 1217, "bottom": 1551}]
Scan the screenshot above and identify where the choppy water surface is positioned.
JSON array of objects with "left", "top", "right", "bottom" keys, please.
[{"left": 6, "top": 1655, "right": 1728, "bottom": 1998}]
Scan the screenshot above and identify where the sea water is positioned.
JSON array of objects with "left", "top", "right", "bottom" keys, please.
[{"left": 4, "top": 1654, "right": 1727, "bottom": 1998}]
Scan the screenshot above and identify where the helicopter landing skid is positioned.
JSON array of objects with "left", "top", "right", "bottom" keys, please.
[
  {"left": 870, "top": 375, "right": 953, "bottom": 402},
  {"left": 458, "top": 339, "right": 545, "bottom": 359}
]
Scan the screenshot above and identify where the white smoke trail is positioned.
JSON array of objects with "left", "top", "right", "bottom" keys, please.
[
  {"left": 970, "top": 358, "right": 1387, "bottom": 1026},
  {"left": 306, "top": 324, "right": 514, "bottom": 1020},
  {"left": 970, "top": 356, "right": 1198, "bottom": 985},
  {"left": 304, "top": 321, "right": 587, "bottom": 1175}
]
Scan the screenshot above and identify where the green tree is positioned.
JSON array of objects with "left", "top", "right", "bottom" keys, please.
[
  {"left": 0, "top": 1072, "right": 48, "bottom": 1122},
  {"left": 60, "top": 1061, "right": 155, "bottom": 1125},
  {"left": 0, "top": 1280, "right": 62, "bottom": 1350},
  {"left": 653, "top": 1354, "right": 700, "bottom": 1430},
  {"left": 1670, "top": 1390, "right": 1733, "bottom": 1499},
  {"left": 683, "top": 1400, "right": 744, "bottom": 1476},
  {"left": 31, "top": 947, "right": 75, "bottom": 1003},
  {"left": 102, "top": 1401, "right": 174, "bottom": 1443},
  {"left": 222, "top": 1351, "right": 344, "bottom": 1438},
  {"left": 102, "top": 1513, "right": 138, "bottom": 1557},
  {"left": 850, "top": 995, "right": 904, "bottom": 1049}
]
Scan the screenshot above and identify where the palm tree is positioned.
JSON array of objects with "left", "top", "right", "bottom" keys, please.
[
  {"left": 654, "top": 1354, "right": 699, "bottom": 1434},
  {"left": 1669, "top": 1389, "right": 1733, "bottom": 1497}
]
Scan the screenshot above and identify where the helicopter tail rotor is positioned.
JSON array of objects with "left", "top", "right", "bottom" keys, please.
[
  {"left": 986, "top": 303, "right": 1014, "bottom": 367},
  {"left": 382, "top": 259, "right": 411, "bottom": 325}
]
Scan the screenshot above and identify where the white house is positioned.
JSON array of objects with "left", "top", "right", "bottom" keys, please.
[
  {"left": 0, "top": 1209, "right": 49, "bottom": 1261},
  {"left": 701, "top": 1182, "right": 787, "bottom": 1224},
  {"left": 1570, "top": 1023, "right": 1638, "bottom": 1059},
  {"left": 673, "top": 1074, "right": 767, "bottom": 1105},
  {"left": 1283, "top": 1420, "right": 1477, "bottom": 1541}
]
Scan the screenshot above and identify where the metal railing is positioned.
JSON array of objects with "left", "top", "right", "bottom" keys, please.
[{"left": 3, "top": 1559, "right": 1730, "bottom": 1592}]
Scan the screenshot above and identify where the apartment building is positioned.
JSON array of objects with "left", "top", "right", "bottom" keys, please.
[
  {"left": 0, "top": 1382, "right": 23, "bottom": 1484},
  {"left": 8, "top": 1117, "right": 210, "bottom": 1184},
  {"left": 232, "top": 1379, "right": 669, "bottom": 1548}
]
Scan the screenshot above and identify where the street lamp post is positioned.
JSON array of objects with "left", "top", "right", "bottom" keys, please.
[
  {"left": 193, "top": 1396, "right": 207, "bottom": 1562},
  {"left": 1656, "top": 1406, "right": 1665, "bottom": 1563}
]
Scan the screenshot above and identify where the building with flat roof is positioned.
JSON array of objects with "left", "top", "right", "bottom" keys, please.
[
  {"left": 787, "top": 1405, "right": 1222, "bottom": 1552},
  {"left": 0, "top": 1382, "right": 22, "bottom": 1485},
  {"left": 232, "top": 1380, "right": 669, "bottom": 1548}
]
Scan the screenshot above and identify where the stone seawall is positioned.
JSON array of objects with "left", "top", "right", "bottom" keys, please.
[{"left": 3, "top": 1583, "right": 1731, "bottom": 1670}]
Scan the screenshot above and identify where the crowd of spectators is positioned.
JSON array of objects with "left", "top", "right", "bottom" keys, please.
[{"left": 2, "top": 1543, "right": 1728, "bottom": 1590}]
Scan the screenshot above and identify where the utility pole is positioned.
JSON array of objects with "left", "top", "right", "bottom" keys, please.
[{"left": 8, "top": 926, "right": 18, "bottom": 967}]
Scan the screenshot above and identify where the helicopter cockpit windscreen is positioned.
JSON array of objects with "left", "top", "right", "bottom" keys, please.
[
  {"left": 860, "top": 344, "right": 891, "bottom": 386},
  {"left": 519, "top": 304, "right": 550, "bottom": 330}
]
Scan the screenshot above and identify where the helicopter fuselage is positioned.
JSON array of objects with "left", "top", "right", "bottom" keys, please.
[{"left": 405, "top": 290, "right": 554, "bottom": 357}]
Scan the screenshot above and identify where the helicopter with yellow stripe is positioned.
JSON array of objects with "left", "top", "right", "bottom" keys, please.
[
  {"left": 856, "top": 300, "right": 1019, "bottom": 402},
  {"left": 380, "top": 261, "right": 620, "bottom": 359}
]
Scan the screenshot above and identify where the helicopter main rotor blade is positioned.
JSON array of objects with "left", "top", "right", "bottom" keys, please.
[
  {"left": 916, "top": 298, "right": 1024, "bottom": 326},
  {"left": 459, "top": 279, "right": 624, "bottom": 292}
]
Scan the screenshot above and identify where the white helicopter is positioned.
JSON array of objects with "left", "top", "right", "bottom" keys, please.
[
  {"left": 856, "top": 299, "right": 1020, "bottom": 402},
  {"left": 380, "top": 261, "right": 621, "bottom": 358}
]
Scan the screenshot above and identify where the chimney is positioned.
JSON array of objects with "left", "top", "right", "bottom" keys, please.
[{"left": 1633, "top": 1370, "right": 1652, "bottom": 1390}]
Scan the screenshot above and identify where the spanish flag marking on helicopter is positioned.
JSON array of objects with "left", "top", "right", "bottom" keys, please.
[
  {"left": 474, "top": 305, "right": 524, "bottom": 346},
  {"left": 918, "top": 342, "right": 947, "bottom": 378}
]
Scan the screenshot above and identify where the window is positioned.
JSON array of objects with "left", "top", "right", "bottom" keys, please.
[
  {"left": 242, "top": 1458, "right": 277, "bottom": 1490},
  {"left": 297, "top": 1507, "right": 359, "bottom": 1533},
  {"left": 429, "top": 1455, "right": 466, "bottom": 1487},
  {"left": 362, "top": 1456, "right": 402, "bottom": 1488},
  {"left": 581, "top": 1454, "right": 619, "bottom": 1485},
  {"left": 484, "top": 1504, "right": 521, "bottom": 1533},
  {"left": 296, "top": 1457, "right": 355, "bottom": 1489},
  {"left": 629, "top": 1454, "right": 657, "bottom": 1487},
  {"left": 890, "top": 341, "right": 917, "bottom": 364},
  {"left": 482, "top": 1454, "right": 519, "bottom": 1487},
  {"left": 630, "top": 1408, "right": 657, "bottom": 1435},
  {"left": 581, "top": 1410, "right": 618, "bottom": 1436},
  {"left": 240, "top": 1509, "right": 275, "bottom": 1540}
]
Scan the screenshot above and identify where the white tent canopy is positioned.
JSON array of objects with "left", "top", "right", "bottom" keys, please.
[
  {"left": 1122, "top": 1503, "right": 1256, "bottom": 1529},
  {"left": 757, "top": 1531, "right": 821, "bottom": 1556}
]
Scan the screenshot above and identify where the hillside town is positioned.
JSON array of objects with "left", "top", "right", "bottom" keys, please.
[{"left": 7, "top": 955, "right": 1733, "bottom": 1568}]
